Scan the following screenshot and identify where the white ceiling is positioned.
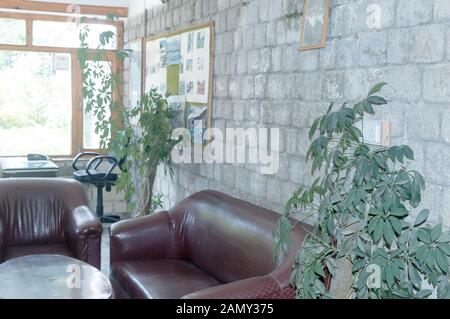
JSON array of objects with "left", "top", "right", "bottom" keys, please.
[{"left": 28, "top": 0, "right": 128, "bottom": 7}]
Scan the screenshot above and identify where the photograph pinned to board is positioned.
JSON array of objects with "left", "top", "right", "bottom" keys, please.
[
  {"left": 145, "top": 22, "right": 214, "bottom": 145},
  {"left": 179, "top": 81, "right": 186, "bottom": 95},
  {"left": 186, "top": 81, "right": 194, "bottom": 94},
  {"left": 187, "top": 32, "right": 194, "bottom": 53},
  {"left": 197, "top": 57, "right": 204, "bottom": 71},
  {"left": 165, "top": 37, "right": 181, "bottom": 65},
  {"left": 300, "top": 0, "right": 330, "bottom": 51},
  {"left": 160, "top": 39, "right": 167, "bottom": 67},
  {"left": 197, "top": 80, "right": 205, "bottom": 95},
  {"left": 186, "top": 103, "right": 208, "bottom": 144},
  {"left": 168, "top": 95, "right": 186, "bottom": 128},
  {"left": 197, "top": 31, "right": 205, "bottom": 49},
  {"left": 186, "top": 58, "right": 193, "bottom": 72}
]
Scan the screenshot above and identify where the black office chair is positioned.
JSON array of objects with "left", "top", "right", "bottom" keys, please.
[{"left": 72, "top": 152, "right": 125, "bottom": 224}]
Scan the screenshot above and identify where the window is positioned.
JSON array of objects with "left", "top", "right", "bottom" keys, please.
[
  {"left": 0, "top": 18, "right": 26, "bottom": 46},
  {"left": 83, "top": 60, "right": 112, "bottom": 150},
  {"left": 0, "top": 51, "right": 72, "bottom": 155},
  {"left": 33, "top": 21, "right": 117, "bottom": 49},
  {"left": 0, "top": 13, "right": 122, "bottom": 156}
]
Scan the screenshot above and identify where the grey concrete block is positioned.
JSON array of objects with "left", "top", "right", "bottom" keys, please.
[
  {"left": 387, "top": 28, "right": 411, "bottom": 64},
  {"left": 271, "top": 47, "right": 282, "bottom": 72},
  {"left": 368, "top": 65, "right": 421, "bottom": 102},
  {"left": 407, "top": 104, "right": 441, "bottom": 141},
  {"left": 260, "top": 48, "right": 271, "bottom": 73},
  {"left": 423, "top": 64, "right": 450, "bottom": 103},
  {"left": 298, "top": 50, "right": 318, "bottom": 71},
  {"left": 344, "top": 68, "right": 369, "bottom": 102},
  {"left": 330, "top": 2, "right": 357, "bottom": 37},
  {"left": 322, "top": 71, "right": 345, "bottom": 100},
  {"left": 356, "top": 0, "right": 395, "bottom": 31},
  {"left": 396, "top": 0, "right": 433, "bottom": 27},
  {"left": 250, "top": 172, "right": 267, "bottom": 198},
  {"left": 434, "top": 0, "right": 450, "bottom": 21},
  {"left": 268, "top": 74, "right": 286, "bottom": 100},
  {"left": 410, "top": 25, "right": 445, "bottom": 63},
  {"left": 424, "top": 142, "right": 450, "bottom": 186},
  {"left": 336, "top": 37, "right": 358, "bottom": 69},
  {"left": 247, "top": 49, "right": 260, "bottom": 74},
  {"left": 358, "top": 31, "right": 387, "bottom": 66},
  {"left": 254, "top": 74, "right": 268, "bottom": 99},
  {"left": 242, "top": 76, "right": 255, "bottom": 99}
]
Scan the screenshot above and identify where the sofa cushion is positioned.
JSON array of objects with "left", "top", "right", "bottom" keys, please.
[
  {"left": 111, "top": 259, "right": 221, "bottom": 299},
  {"left": 169, "top": 191, "right": 282, "bottom": 284},
  {"left": 4, "top": 244, "right": 75, "bottom": 262}
]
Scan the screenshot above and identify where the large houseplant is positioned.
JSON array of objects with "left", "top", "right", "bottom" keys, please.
[
  {"left": 77, "top": 16, "right": 180, "bottom": 216},
  {"left": 274, "top": 83, "right": 450, "bottom": 299}
]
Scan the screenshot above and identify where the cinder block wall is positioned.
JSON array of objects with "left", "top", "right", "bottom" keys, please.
[{"left": 125, "top": 0, "right": 450, "bottom": 226}]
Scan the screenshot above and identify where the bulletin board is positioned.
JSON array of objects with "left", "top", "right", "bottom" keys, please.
[{"left": 145, "top": 22, "right": 214, "bottom": 144}]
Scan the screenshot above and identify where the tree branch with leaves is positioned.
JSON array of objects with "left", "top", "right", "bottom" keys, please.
[{"left": 77, "top": 15, "right": 181, "bottom": 216}]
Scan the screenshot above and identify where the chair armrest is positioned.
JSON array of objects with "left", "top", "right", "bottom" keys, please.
[
  {"left": 110, "top": 211, "right": 177, "bottom": 264},
  {"left": 182, "top": 276, "right": 288, "bottom": 299},
  {"left": 64, "top": 205, "right": 103, "bottom": 268},
  {"left": 0, "top": 219, "right": 4, "bottom": 262},
  {"left": 72, "top": 152, "right": 100, "bottom": 171},
  {"left": 86, "top": 155, "right": 118, "bottom": 181}
]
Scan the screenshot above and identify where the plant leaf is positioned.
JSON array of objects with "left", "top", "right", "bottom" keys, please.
[
  {"left": 435, "top": 248, "right": 449, "bottom": 273},
  {"left": 367, "top": 96, "right": 387, "bottom": 105},
  {"left": 414, "top": 209, "right": 429, "bottom": 227},
  {"left": 415, "top": 289, "right": 433, "bottom": 299},
  {"left": 431, "top": 224, "right": 443, "bottom": 242},
  {"left": 368, "top": 82, "right": 387, "bottom": 96}
]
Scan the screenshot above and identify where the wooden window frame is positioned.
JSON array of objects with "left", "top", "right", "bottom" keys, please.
[
  {"left": 0, "top": 12, "right": 124, "bottom": 158},
  {"left": 0, "top": 0, "right": 128, "bottom": 18}
]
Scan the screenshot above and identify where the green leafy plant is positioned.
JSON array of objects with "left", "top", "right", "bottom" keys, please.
[
  {"left": 77, "top": 15, "right": 180, "bottom": 216},
  {"left": 274, "top": 83, "right": 450, "bottom": 299}
]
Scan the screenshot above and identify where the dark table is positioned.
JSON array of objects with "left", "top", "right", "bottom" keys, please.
[{"left": 0, "top": 255, "right": 112, "bottom": 299}]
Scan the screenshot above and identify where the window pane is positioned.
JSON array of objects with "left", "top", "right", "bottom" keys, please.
[
  {"left": 83, "top": 61, "right": 112, "bottom": 149},
  {"left": 0, "top": 51, "right": 72, "bottom": 156},
  {"left": 0, "top": 18, "right": 26, "bottom": 45},
  {"left": 33, "top": 21, "right": 117, "bottom": 49}
]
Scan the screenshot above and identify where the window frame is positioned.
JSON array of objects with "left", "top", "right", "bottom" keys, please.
[{"left": 0, "top": 12, "right": 123, "bottom": 158}]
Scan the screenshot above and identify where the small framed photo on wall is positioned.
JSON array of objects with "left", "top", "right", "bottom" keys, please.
[{"left": 300, "top": 0, "right": 330, "bottom": 51}]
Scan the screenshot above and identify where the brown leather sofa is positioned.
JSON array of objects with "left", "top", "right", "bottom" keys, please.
[
  {"left": 110, "top": 190, "right": 309, "bottom": 299},
  {"left": 0, "top": 178, "right": 103, "bottom": 269}
]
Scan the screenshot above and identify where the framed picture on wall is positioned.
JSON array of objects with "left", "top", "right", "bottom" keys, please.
[
  {"left": 300, "top": 0, "right": 330, "bottom": 51},
  {"left": 145, "top": 22, "right": 215, "bottom": 145}
]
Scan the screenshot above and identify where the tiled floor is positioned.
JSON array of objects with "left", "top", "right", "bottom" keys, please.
[{"left": 101, "top": 224, "right": 111, "bottom": 276}]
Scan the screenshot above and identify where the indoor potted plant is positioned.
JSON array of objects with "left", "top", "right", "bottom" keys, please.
[{"left": 274, "top": 83, "right": 450, "bottom": 299}]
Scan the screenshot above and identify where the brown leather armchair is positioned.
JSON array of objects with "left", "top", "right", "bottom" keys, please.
[
  {"left": 110, "top": 190, "right": 309, "bottom": 299},
  {"left": 0, "top": 178, "right": 103, "bottom": 269}
]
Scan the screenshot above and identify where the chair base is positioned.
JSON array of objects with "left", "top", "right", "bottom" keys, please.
[{"left": 100, "top": 215, "right": 121, "bottom": 224}]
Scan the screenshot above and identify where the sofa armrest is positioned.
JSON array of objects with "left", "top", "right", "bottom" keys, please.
[
  {"left": 110, "top": 211, "right": 177, "bottom": 264},
  {"left": 0, "top": 219, "right": 4, "bottom": 262},
  {"left": 182, "top": 276, "right": 292, "bottom": 299},
  {"left": 64, "top": 205, "right": 103, "bottom": 269}
]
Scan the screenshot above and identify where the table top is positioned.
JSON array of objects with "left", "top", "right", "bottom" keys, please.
[
  {"left": 0, "top": 255, "right": 112, "bottom": 299},
  {"left": 0, "top": 157, "right": 59, "bottom": 173}
]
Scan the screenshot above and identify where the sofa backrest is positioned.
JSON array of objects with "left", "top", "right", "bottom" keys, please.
[
  {"left": 169, "top": 191, "right": 307, "bottom": 284},
  {"left": 0, "top": 179, "right": 88, "bottom": 246}
]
